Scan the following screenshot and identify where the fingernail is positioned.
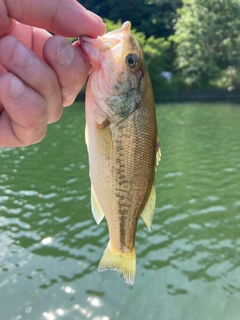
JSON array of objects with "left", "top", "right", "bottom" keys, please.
[
  {"left": 56, "top": 41, "right": 75, "bottom": 66},
  {"left": 87, "top": 10, "right": 104, "bottom": 23},
  {"left": 12, "top": 42, "right": 33, "bottom": 68},
  {"left": 9, "top": 76, "right": 26, "bottom": 100}
]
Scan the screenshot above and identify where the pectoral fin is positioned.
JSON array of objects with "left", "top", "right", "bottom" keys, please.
[
  {"left": 155, "top": 136, "right": 161, "bottom": 169},
  {"left": 85, "top": 123, "right": 89, "bottom": 152},
  {"left": 91, "top": 187, "right": 105, "bottom": 224},
  {"left": 141, "top": 184, "right": 156, "bottom": 231}
]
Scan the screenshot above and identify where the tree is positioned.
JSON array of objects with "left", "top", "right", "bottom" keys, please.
[
  {"left": 172, "top": 0, "right": 240, "bottom": 88},
  {"left": 79, "top": 0, "right": 182, "bottom": 39}
]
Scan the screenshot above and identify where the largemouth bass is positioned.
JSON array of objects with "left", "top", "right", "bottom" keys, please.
[{"left": 80, "top": 21, "right": 160, "bottom": 285}]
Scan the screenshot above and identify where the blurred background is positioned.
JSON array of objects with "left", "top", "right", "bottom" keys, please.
[
  {"left": 1, "top": 1, "right": 240, "bottom": 320},
  {"left": 79, "top": 0, "right": 240, "bottom": 103}
]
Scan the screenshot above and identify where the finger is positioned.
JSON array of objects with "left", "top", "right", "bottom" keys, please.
[
  {"left": 0, "top": 36, "right": 63, "bottom": 123},
  {"left": 0, "top": 0, "right": 14, "bottom": 35},
  {"left": 0, "top": 73, "right": 48, "bottom": 147},
  {"left": 0, "top": 65, "right": 7, "bottom": 76},
  {"left": 32, "top": 27, "right": 51, "bottom": 59},
  {"left": 6, "top": 21, "right": 51, "bottom": 59},
  {"left": 0, "top": 0, "right": 106, "bottom": 38},
  {"left": 4, "top": 21, "right": 33, "bottom": 48},
  {"left": 43, "top": 35, "right": 89, "bottom": 106}
]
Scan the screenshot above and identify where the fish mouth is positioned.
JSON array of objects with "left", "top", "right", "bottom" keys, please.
[
  {"left": 79, "top": 21, "right": 132, "bottom": 68},
  {"left": 78, "top": 40, "right": 90, "bottom": 63},
  {"left": 78, "top": 38, "right": 100, "bottom": 69}
]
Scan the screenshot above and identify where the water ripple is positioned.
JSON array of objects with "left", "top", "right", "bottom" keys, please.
[{"left": 1, "top": 104, "right": 240, "bottom": 320}]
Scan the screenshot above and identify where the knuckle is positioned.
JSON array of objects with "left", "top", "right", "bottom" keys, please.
[
  {"left": 49, "top": 103, "right": 63, "bottom": 123},
  {"left": 42, "top": 70, "right": 58, "bottom": 94},
  {"left": 62, "top": 88, "right": 77, "bottom": 107},
  {"left": 20, "top": 98, "right": 48, "bottom": 143},
  {"left": 23, "top": 123, "right": 47, "bottom": 146},
  {"left": 29, "top": 100, "right": 48, "bottom": 126},
  {"left": 23, "top": 125, "right": 47, "bottom": 146}
]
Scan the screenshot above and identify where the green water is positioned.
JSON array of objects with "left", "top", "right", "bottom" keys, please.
[{"left": 1, "top": 102, "right": 240, "bottom": 320}]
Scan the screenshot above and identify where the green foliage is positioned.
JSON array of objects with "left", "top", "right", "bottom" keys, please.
[
  {"left": 79, "top": 0, "right": 240, "bottom": 91},
  {"left": 172, "top": 0, "right": 240, "bottom": 88},
  {"left": 143, "top": 36, "right": 172, "bottom": 97},
  {"left": 104, "top": 18, "right": 146, "bottom": 48},
  {"left": 104, "top": 19, "right": 122, "bottom": 32},
  {"left": 79, "top": 0, "right": 181, "bottom": 39}
]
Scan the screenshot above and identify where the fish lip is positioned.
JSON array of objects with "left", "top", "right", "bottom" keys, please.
[
  {"left": 78, "top": 37, "right": 99, "bottom": 70},
  {"left": 78, "top": 38, "right": 90, "bottom": 61},
  {"left": 79, "top": 21, "right": 131, "bottom": 69},
  {"left": 80, "top": 35, "right": 97, "bottom": 43}
]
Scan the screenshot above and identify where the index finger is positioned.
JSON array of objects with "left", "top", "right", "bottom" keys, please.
[{"left": 0, "top": 0, "right": 106, "bottom": 37}]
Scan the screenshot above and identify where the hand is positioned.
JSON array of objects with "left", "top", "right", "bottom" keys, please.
[{"left": 0, "top": 0, "right": 105, "bottom": 147}]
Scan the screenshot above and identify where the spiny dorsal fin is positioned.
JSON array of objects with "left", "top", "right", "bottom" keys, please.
[
  {"left": 91, "top": 187, "right": 105, "bottom": 224},
  {"left": 141, "top": 183, "right": 156, "bottom": 231}
]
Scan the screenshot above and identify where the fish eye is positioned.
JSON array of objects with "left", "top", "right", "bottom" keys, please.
[{"left": 125, "top": 53, "right": 139, "bottom": 69}]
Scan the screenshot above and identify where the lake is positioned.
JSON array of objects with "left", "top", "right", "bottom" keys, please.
[{"left": 0, "top": 102, "right": 240, "bottom": 320}]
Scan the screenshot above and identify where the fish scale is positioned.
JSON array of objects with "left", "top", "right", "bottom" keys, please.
[{"left": 80, "top": 21, "right": 160, "bottom": 284}]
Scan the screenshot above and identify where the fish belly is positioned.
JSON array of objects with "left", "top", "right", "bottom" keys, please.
[{"left": 86, "top": 92, "right": 157, "bottom": 284}]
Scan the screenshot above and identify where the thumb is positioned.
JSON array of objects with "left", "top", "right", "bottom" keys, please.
[{"left": 0, "top": 0, "right": 105, "bottom": 38}]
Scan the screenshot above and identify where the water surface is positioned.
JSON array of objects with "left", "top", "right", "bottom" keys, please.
[{"left": 1, "top": 103, "right": 240, "bottom": 320}]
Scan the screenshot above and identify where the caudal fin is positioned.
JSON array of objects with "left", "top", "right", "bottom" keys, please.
[{"left": 98, "top": 242, "right": 136, "bottom": 285}]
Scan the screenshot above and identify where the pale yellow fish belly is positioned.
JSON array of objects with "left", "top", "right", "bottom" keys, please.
[{"left": 85, "top": 85, "right": 158, "bottom": 284}]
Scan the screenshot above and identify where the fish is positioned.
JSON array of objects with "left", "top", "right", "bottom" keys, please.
[{"left": 79, "top": 21, "right": 160, "bottom": 285}]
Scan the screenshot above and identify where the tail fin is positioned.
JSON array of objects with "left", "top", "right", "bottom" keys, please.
[{"left": 98, "top": 242, "right": 136, "bottom": 285}]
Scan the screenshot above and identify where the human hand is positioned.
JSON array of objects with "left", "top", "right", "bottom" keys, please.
[{"left": 0, "top": 0, "right": 105, "bottom": 147}]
